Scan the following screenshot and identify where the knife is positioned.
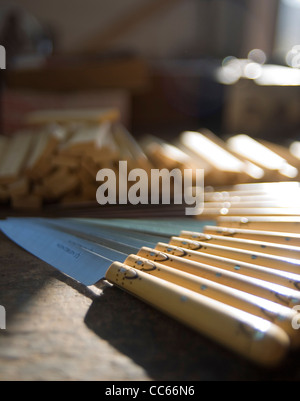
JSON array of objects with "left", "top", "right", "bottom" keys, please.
[{"left": 0, "top": 217, "right": 293, "bottom": 366}]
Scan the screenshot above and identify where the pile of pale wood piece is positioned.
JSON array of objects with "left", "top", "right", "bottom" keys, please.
[
  {"left": 0, "top": 108, "right": 151, "bottom": 209},
  {"left": 1, "top": 107, "right": 300, "bottom": 210}
]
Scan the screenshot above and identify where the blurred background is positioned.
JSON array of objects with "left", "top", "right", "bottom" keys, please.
[{"left": 0, "top": 0, "right": 300, "bottom": 141}]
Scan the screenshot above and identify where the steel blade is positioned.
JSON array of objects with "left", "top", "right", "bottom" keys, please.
[{"left": 0, "top": 218, "right": 127, "bottom": 285}]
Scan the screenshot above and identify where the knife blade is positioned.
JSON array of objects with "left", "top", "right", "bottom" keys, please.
[{"left": 0, "top": 217, "right": 126, "bottom": 285}]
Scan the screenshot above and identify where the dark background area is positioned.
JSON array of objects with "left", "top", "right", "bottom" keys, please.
[{"left": 0, "top": 0, "right": 300, "bottom": 142}]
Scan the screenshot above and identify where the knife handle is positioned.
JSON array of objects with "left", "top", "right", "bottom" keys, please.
[
  {"left": 123, "top": 254, "right": 300, "bottom": 348},
  {"left": 105, "top": 262, "right": 290, "bottom": 367},
  {"left": 136, "top": 247, "right": 300, "bottom": 308}
]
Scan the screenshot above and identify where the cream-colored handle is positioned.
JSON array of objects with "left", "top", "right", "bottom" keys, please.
[
  {"left": 105, "top": 262, "right": 290, "bottom": 367},
  {"left": 180, "top": 230, "right": 300, "bottom": 260},
  {"left": 217, "top": 216, "right": 300, "bottom": 233},
  {"left": 203, "top": 225, "right": 300, "bottom": 247},
  {"left": 153, "top": 239, "right": 300, "bottom": 290},
  {"left": 171, "top": 237, "right": 300, "bottom": 289},
  {"left": 138, "top": 246, "right": 300, "bottom": 308},
  {"left": 124, "top": 254, "right": 300, "bottom": 348},
  {"left": 169, "top": 236, "right": 300, "bottom": 275}
]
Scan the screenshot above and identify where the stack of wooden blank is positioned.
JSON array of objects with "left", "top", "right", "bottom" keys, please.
[
  {"left": 141, "top": 130, "right": 300, "bottom": 186},
  {"left": 0, "top": 108, "right": 151, "bottom": 209},
  {"left": 1, "top": 107, "right": 300, "bottom": 211}
]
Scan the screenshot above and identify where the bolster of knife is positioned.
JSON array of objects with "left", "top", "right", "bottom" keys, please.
[{"left": 105, "top": 261, "right": 290, "bottom": 367}]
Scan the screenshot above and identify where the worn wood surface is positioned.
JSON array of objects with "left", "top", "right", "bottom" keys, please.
[{"left": 0, "top": 230, "right": 300, "bottom": 381}]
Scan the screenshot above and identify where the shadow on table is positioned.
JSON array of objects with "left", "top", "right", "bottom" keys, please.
[
  {"left": 0, "top": 231, "right": 99, "bottom": 326},
  {"left": 84, "top": 285, "right": 300, "bottom": 381},
  {"left": 1, "top": 231, "right": 299, "bottom": 381}
]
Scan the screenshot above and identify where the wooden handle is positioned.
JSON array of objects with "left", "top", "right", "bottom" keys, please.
[
  {"left": 137, "top": 246, "right": 300, "bottom": 307},
  {"left": 105, "top": 262, "right": 290, "bottom": 367},
  {"left": 124, "top": 254, "right": 300, "bottom": 347}
]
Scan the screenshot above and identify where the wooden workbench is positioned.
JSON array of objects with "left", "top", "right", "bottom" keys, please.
[{"left": 0, "top": 229, "right": 300, "bottom": 381}]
